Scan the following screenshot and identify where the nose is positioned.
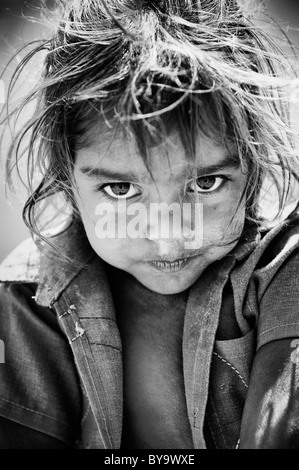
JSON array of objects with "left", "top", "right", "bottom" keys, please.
[
  {"left": 145, "top": 203, "right": 194, "bottom": 241},
  {"left": 144, "top": 198, "right": 203, "bottom": 252}
]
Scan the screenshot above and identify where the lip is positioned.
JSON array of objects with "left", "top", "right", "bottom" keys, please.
[{"left": 147, "top": 254, "right": 200, "bottom": 273}]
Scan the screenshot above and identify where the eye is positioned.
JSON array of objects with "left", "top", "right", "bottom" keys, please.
[
  {"left": 189, "top": 175, "right": 226, "bottom": 193},
  {"left": 102, "top": 183, "right": 141, "bottom": 199}
]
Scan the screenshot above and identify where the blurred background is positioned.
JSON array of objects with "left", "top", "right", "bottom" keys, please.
[
  {"left": 0, "top": 0, "right": 54, "bottom": 262},
  {"left": 0, "top": 0, "right": 299, "bottom": 262}
]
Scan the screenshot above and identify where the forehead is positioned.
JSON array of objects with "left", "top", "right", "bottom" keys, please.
[{"left": 75, "top": 124, "right": 238, "bottom": 181}]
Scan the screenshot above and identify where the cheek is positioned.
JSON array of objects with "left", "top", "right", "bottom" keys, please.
[
  {"left": 83, "top": 220, "right": 133, "bottom": 269},
  {"left": 202, "top": 189, "right": 246, "bottom": 241},
  {"left": 90, "top": 236, "right": 128, "bottom": 259},
  {"left": 74, "top": 199, "right": 134, "bottom": 267},
  {"left": 74, "top": 184, "right": 99, "bottom": 218}
]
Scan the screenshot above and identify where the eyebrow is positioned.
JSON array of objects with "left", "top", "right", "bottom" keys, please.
[{"left": 78, "top": 154, "right": 240, "bottom": 182}]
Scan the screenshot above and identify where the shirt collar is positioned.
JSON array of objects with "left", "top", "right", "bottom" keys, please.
[
  {"left": 36, "top": 220, "right": 96, "bottom": 307},
  {"left": 230, "top": 222, "right": 261, "bottom": 262}
]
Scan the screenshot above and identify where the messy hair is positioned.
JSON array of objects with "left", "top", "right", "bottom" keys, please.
[{"left": 3, "top": 0, "right": 299, "bottom": 242}]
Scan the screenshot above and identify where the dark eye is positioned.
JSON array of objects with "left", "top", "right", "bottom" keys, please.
[
  {"left": 189, "top": 176, "right": 225, "bottom": 193},
  {"left": 102, "top": 183, "right": 140, "bottom": 199}
]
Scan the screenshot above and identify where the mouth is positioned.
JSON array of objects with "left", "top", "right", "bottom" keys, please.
[{"left": 148, "top": 255, "right": 200, "bottom": 273}]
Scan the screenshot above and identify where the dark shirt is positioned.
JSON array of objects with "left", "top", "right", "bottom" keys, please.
[{"left": 0, "top": 283, "right": 82, "bottom": 448}]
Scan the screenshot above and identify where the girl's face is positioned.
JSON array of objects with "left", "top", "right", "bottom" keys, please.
[{"left": 73, "top": 127, "right": 248, "bottom": 294}]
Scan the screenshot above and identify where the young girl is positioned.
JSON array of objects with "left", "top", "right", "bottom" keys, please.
[{"left": 1, "top": 0, "right": 299, "bottom": 449}]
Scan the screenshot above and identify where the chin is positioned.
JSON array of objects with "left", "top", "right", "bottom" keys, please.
[{"left": 137, "top": 274, "right": 200, "bottom": 295}]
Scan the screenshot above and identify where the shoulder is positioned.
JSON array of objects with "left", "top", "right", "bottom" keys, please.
[
  {"left": 231, "top": 214, "right": 299, "bottom": 292},
  {"left": 250, "top": 214, "right": 299, "bottom": 349},
  {"left": 0, "top": 220, "right": 93, "bottom": 286},
  {"left": 252, "top": 214, "right": 299, "bottom": 291},
  {"left": 257, "top": 214, "right": 299, "bottom": 269},
  {"left": 234, "top": 213, "right": 299, "bottom": 286},
  {"left": 0, "top": 221, "right": 97, "bottom": 307},
  {"left": 0, "top": 238, "right": 41, "bottom": 284}
]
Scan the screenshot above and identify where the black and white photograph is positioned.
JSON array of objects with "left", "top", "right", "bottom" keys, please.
[{"left": 1, "top": 0, "right": 299, "bottom": 452}]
